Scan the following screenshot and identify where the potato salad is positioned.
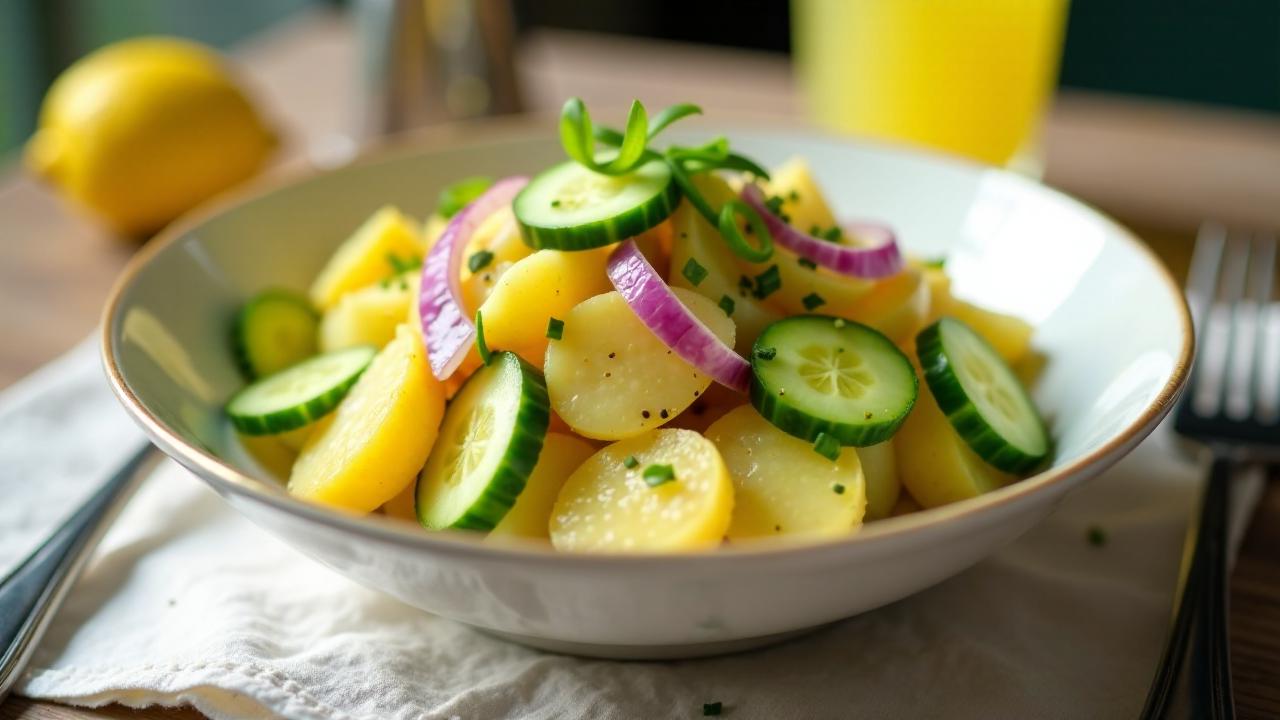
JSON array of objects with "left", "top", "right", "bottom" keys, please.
[{"left": 224, "top": 99, "right": 1050, "bottom": 552}]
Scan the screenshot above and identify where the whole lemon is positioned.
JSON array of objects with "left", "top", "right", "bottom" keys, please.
[{"left": 25, "top": 37, "right": 277, "bottom": 236}]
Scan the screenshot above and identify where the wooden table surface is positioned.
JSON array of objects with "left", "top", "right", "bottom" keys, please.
[{"left": 2, "top": 9, "right": 1278, "bottom": 720}]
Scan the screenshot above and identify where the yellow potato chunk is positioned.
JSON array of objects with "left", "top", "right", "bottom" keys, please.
[
  {"left": 843, "top": 264, "right": 930, "bottom": 345},
  {"left": 752, "top": 246, "right": 877, "bottom": 319},
  {"left": 380, "top": 481, "right": 418, "bottom": 523},
  {"left": 544, "top": 289, "right": 735, "bottom": 440},
  {"left": 922, "top": 267, "right": 1033, "bottom": 365},
  {"left": 310, "top": 206, "right": 421, "bottom": 310},
  {"left": 550, "top": 429, "right": 733, "bottom": 552},
  {"left": 459, "top": 206, "right": 532, "bottom": 313},
  {"left": 706, "top": 405, "right": 866, "bottom": 539},
  {"left": 478, "top": 247, "right": 613, "bottom": 369},
  {"left": 894, "top": 389, "right": 1016, "bottom": 509},
  {"left": 670, "top": 176, "right": 781, "bottom": 354},
  {"left": 237, "top": 433, "right": 296, "bottom": 482},
  {"left": 422, "top": 213, "right": 447, "bottom": 250},
  {"left": 319, "top": 271, "right": 417, "bottom": 352},
  {"left": 858, "top": 440, "right": 900, "bottom": 520},
  {"left": 946, "top": 298, "right": 1034, "bottom": 366},
  {"left": 765, "top": 157, "right": 839, "bottom": 235},
  {"left": 289, "top": 324, "right": 445, "bottom": 512},
  {"left": 489, "top": 433, "right": 595, "bottom": 541}
]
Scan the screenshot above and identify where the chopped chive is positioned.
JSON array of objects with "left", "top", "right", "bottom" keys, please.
[
  {"left": 751, "top": 265, "right": 781, "bottom": 300},
  {"left": 546, "top": 317, "right": 565, "bottom": 340},
  {"left": 438, "top": 176, "right": 493, "bottom": 218},
  {"left": 813, "top": 433, "right": 841, "bottom": 461},
  {"left": 833, "top": 483, "right": 846, "bottom": 495},
  {"left": 1087, "top": 525, "right": 1108, "bottom": 547},
  {"left": 924, "top": 257, "right": 947, "bottom": 269},
  {"left": 738, "top": 275, "right": 753, "bottom": 291},
  {"left": 703, "top": 702, "right": 723, "bottom": 716},
  {"left": 802, "top": 292, "right": 826, "bottom": 311},
  {"left": 797, "top": 257, "right": 817, "bottom": 270},
  {"left": 788, "top": 190, "right": 800, "bottom": 202},
  {"left": 623, "top": 455, "right": 639, "bottom": 469},
  {"left": 474, "top": 311, "right": 493, "bottom": 364},
  {"left": 386, "top": 251, "right": 422, "bottom": 275},
  {"left": 643, "top": 463, "right": 676, "bottom": 487},
  {"left": 550, "top": 199, "right": 562, "bottom": 208},
  {"left": 467, "top": 250, "right": 495, "bottom": 273},
  {"left": 763, "top": 195, "right": 785, "bottom": 216},
  {"left": 682, "top": 257, "right": 709, "bottom": 287},
  {"left": 819, "top": 225, "right": 843, "bottom": 243},
  {"left": 718, "top": 295, "right": 736, "bottom": 317},
  {"left": 754, "top": 346, "right": 777, "bottom": 361},
  {"left": 809, "top": 224, "right": 822, "bottom": 236}
]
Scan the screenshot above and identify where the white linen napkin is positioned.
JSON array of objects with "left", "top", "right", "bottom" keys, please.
[{"left": 2, "top": 340, "right": 1263, "bottom": 720}]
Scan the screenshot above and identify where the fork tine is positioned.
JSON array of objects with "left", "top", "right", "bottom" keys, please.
[
  {"left": 1251, "top": 233, "right": 1279, "bottom": 423},
  {"left": 1223, "top": 233, "right": 1258, "bottom": 420},
  {"left": 1188, "top": 223, "right": 1229, "bottom": 418}
]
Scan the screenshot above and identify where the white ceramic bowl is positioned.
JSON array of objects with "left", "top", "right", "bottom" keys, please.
[{"left": 103, "top": 122, "right": 1192, "bottom": 659}]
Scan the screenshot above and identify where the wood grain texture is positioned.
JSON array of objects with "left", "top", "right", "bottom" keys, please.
[{"left": 2, "top": 8, "right": 1278, "bottom": 719}]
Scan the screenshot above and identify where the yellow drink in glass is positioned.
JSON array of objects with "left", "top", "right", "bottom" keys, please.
[{"left": 794, "top": 0, "right": 1069, "bottom": 167}]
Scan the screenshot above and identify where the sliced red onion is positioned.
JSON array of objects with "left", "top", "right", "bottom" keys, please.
[
  {"left": 607, "top": 240, "right": 751, "bottom": 393},
  {"left": 740, "top": 184, "right": 904, "bottom": 279},
  {"left": 418, "top": 176, "right": 528, "bottom": 379}
]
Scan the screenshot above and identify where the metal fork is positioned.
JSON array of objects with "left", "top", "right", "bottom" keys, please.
[{"left": 1140, "top": 224, "right": 1279, "bottom": 720}]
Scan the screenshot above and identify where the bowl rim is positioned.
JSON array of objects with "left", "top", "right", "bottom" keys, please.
[{"left": 101, "top": 115, "right": 1194, "bottom": 567}]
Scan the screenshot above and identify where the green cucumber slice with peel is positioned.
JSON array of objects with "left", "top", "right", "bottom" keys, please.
[
  {"left": 226, "top": 345, "right": 375, "bottom": 435},
  {"left": 416, "top": 351, "right": 551, "bottom": 530},
  {"left": 513, "top": 158, "right": 679, "bottom": 250},
  {"left": 233, "top": 289, "right": 319, "bottom": 379},
  {"left": 916, "top": 317, "right": 1049, "bottom": 473},
  {"left": 750, "top": 315, "right": 918, "bottom": 447}
]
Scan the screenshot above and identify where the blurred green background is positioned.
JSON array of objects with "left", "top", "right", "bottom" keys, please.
[{"left": 2, "top": 0, "right": 1277, "bottom": 156}]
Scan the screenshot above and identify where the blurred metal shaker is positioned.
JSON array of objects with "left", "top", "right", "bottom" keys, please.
[{"left": 356, "top": 0, "right": 522, "bottom": 137}]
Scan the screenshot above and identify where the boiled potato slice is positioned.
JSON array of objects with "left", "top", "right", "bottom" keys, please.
[
  {"left": 857, "top": 440, "right": 900, "bottom": 520},
  {"left": 545, "top": 289, "right": 735, "bottom": 440},
  {"left": 633, "top": 221, "right": 673, "bottom": 280},
  {"left": 237, "top": 433, "right": 297, "bottom": 482},
  {"left": 706, "top": 405, "right": 865, "bottom": 539},
  {"left": 459, "top": 206, "right": 532, "bottom": 313},
  {"left": 921, "top": 267, "right": 1033, "bottom": 364},
  {"left": 945, "top": 298, "right": 1034, "bottom": 366},
  {"left": 478, "top": 247, "right": 613, "bottom": 369},
  {"left": 319, "top": 271, "right": 417, "bottom": 352},
  {"left": 670, "top": 175, "right": 781, "bottom": 354},
  {"left": 894, "top": 389, "right": 1016, "bottom": 508},
  {"left": 764, "top": 157, "right": 840, "bottom": 235},
  {"left": 550, "top": 429, "right": 733, "bottom": 552},
  {"left": 310, "top": 206, "right": 421, "bottom": 310},
  {"left": 489, "top": 433, "right": 595, "bottom": 540},
  {"left": 843, "top": 264, "right": 930, "bottom": 345},
  {"left": 275, "top": 425, "right": 313, "bottom": 452},
  {"left": 289, "top": 324, "right": 445, "bottom": 512},
  {"left": 753, "top": 246, "right": 877, "bottom": 319}
]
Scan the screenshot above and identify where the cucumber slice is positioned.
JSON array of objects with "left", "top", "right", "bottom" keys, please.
[
  {"left": 514, "top": 158, "right": 679, "bottom": 250},
  {"left": 233, "top": 289, "right": 319, "bottom": 379},
  {"left": 226, "top": 345, "right": 375, "bottom": 435},
  {"left": 750, "top": 316, "right": 918, "bottom": 447},
  {"left": 416, "top": 351, "right": 550, "bottom": 530},
  {"left": 916, "top": 318, "right": 1049, "bottom": 473}
]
